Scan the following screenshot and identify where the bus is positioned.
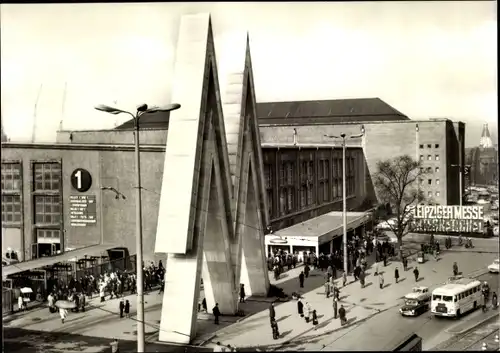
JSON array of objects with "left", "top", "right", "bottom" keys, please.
[{"left": 430, "top": 277, "right": 482, "bottom": 318}]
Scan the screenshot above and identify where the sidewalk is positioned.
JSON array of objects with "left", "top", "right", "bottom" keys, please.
[
  {"left": 199, "top": 250, "right": 497, "bottom": 350},
  {"left": 387, "top": 232, "right": 499, "bottom": 254}
]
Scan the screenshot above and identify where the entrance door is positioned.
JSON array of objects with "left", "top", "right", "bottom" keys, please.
[{"left": 36, "top": 229, "right": 61, "bottom": 257}]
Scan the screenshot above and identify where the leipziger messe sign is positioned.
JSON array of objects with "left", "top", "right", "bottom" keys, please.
[{"left": 410, "top": 205, "right": 484, "bottom": 233}]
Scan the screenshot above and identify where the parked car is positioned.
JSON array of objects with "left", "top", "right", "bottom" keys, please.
[{"left": 488, "top": 259, "right": 499, "bottom": 273}]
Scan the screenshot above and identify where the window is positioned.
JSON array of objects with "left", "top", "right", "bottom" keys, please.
[
  {"left": 279, "top": 160, "right": 295, "bottom": 216},
  {"left": 436, "top": 179, "right": 440, "bottom": 185},
  {"left": 427, "top": 155, "right": 432, "bottom": 161},
  {"left": 34, "top": 195, "right": 61, "bottom": 224},
  {"left": 428, "top": 179, "right": 432, "bottom": 185},
  {"left": 420, "top": 155, "right": 424, "bottom": 161},
  {"left": 1, "top": 195, "right": 22, "bottom": 223},
  {"left": 420, "top": 167, "right": 424, "bottom": 173},
  {"left": 435, "top": 144, "right": 439, "bottom": 148},
  {"left": 419, "top": 144, "right": 424, "bottom": 149},
  {"left": 318, "top": 159, "right": 330, "bottom": 203},
  {"left": 264, "top": 164, "right": 273, "bottom": 219},
  {"left": 435, "top": 155, "right": 440, "bottom": 161},
  {"left": 427, "top": 167, "right": 432, "bottom": 173},
  {"left": 1, "top": 163, "right": 22, "bottom": 191},
  {"left": 435, "top": 167, "right": 440, "bottom": 173},
  {"left": 427, "top": 144, "right": 432, "bottom": 148},
  {"left": 33, "top": 163, "right": 61, "bottom": 191},
  {"left": 436, "top": 191, "right": 440, "bottom": 197},
  {"left": 37, "top": 229, "right": 61, "bottom": 240},
  {"left": 428, "top": 191, "right": 432, "bottom": 197}
]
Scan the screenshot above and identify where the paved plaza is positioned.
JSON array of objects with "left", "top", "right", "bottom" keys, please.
[{"left": 4, "top": 240, "right": 498, "bottom": 352}]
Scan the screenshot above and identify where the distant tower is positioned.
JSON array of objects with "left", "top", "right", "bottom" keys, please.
[
  {"left": 479, "top": 123, "right": 493, "bottom": 149},
  {"left": 1, "top": 118, "right": 7, "bottom": 142}
]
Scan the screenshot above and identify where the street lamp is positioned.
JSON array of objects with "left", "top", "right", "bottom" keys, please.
[
  {"left": 324, "top": 128, "right": 364, "bottom": 275},
  {"left": 95, "top": 102, "right": 181, "bottom": 352}
]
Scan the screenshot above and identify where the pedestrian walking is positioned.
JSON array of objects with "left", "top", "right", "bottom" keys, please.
[
  {"left": 304, "top": 264, "right": 310, "bottom": 278},
  {"left": 383, "top": 254, "right": 387, "bottom": 267},
  {"left": 239, "top": 284, "right": 246, "bottom": 303},
  {"left": 413, "top": 266, "right": 419, "bottom": 282},
  {"left": 342, "top": 272, "right": 347, "bottom": 287},
  {"left": 269, "top": 302, "right": 276, "bottom": 323},
  {"left": 297, "top": 298, "right": 304, "bottom": 317},
  {"left": 402, "top": 257, "right": 408, "bottom": 272},
  {"left": 492, "top": 292, "right": 498, "bottom": 309},
  {"left": 59, "top": 307, "right": 68, "bottom": 324},
  {"left": 379, "top": 273, "right": 385, "bottom": 289},
  {"left": 213, "top": 303, "right": 221, "bottom": 325},
  {"left": 312, "top": 309, "right": 318, "bottom": 326},
  {"left": 110, "top": 339, "right": 119, "bottom": 353},
  {"left": 453, "top": 262, "right": 459, "bottom": 276},
  {"left": 304, "top": 302, "right": 312, "bottom": 323},
  {"left": 18, "top": 295, "right": 24, "bottom": 312},
  {"left": 433, "top": 248, "right": 438, "bottom": 261},
  {"left": 359, "top": 271, "right": 365, "bottom": 288},
  {"left": 482, "top": 293, "right": 487, "bottom": 312},
  {"left": 394, "top": 267, "right": 400, "bottom": 284},
  {"left": 333, "top": 298, "right": 338, "bottom": 319},
  {"left": 338, "top": 304, "right": 346, "bottom": 325},
  {"left": 119, "top": 299, "right": 125, "bottom": 318},
  {"left": 374, "top": 262, "right": 379, "bottom": 276},
  {"left": 213, "top": 342, "right": 224, "bottom": 352},
  {"left": 271, "top": 318, "right": 280, "bottom": 340},
  {"left": 202, "top": 297, "right": 207, "bottom": 313},
  {"left": 124, "top": 300, "right": 130, "bottom": 318},
  {"left": 324, "top": 280, "right": 330, "bottom": 298},
  {"left": 299, "top": 271, "right": 305, "bottom": 288}
]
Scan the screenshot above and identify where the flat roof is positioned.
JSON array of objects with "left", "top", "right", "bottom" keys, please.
[
  {"left": 2, "top": 243, "right": 114, "bottom": 277},
  {"left": 269, "top": 211, "right": 371, "bottom": 246},
  {"left": 261, "top": 143, "right": 362, "bottom": 149}
]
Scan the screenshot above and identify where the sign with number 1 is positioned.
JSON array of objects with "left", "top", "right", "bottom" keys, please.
[{"left": 71, "top": 168, "right": 92, "bottom": 192}]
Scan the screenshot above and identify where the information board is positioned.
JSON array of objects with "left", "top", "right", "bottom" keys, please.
[{"left": 69, "top": 195, "right": 97, "bottom": 227}]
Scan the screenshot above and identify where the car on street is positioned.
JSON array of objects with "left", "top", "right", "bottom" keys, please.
[
  {"left": 400, "top": 286, "right": 431, "bottom": 316},
  {"left": 488, "top": 259, "right": 499, "bottom": 273}
]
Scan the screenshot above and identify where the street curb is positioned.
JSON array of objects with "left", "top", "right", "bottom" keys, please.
[{"left": 446, "top": 311, "right": 499, "bottom": 335}]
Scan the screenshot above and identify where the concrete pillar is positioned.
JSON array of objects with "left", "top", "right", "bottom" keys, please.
[
  {"left": 315, "top": 243, "right": 319, "bottom": 257},
  {"left": 289, "top": 245, "right": 293, "bottom": 254}
]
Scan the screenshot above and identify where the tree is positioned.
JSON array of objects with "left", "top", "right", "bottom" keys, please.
[{"left": 373, "top": 155, "right": 427, "bottom": 262}]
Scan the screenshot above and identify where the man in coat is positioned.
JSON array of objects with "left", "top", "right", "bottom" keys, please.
[
  {"left": 269, "top": 303, "right": 276, "bottom": 323},
  {"left": 297, "top": 298, "right": 304, "bottom": 317},
  {"left": 213, "top": 303, "right": 221, "bottom": 325},
  {"left": 338, "top": 304, "right": 346, "bottom": 325},
  {"left": 119, "top": 299, "right": 125, "bottom": 318},
  {"left": 333, "top": 298, "right": 338, "bottom": 319},
  {"left": 394, "top": 267, "right": 400, "bottom": 284},
  {"left": 299, "top": 271, "right": 305, "bottom": 288}
]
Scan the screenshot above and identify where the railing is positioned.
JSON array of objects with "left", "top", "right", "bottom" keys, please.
[{"left": 75, "top": 254, "right": 137, "bottom": 280}]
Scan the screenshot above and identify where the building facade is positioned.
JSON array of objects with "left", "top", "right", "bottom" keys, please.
[{"left": 1, "top": 99, "right": 465, "bottom": 263}]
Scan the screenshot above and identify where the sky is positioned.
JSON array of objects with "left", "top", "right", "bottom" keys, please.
[{"left": 0, "top": 1, "right": 497, "bottom": 147}]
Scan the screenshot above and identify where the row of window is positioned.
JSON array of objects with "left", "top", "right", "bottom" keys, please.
[
  {"left": 1, "top": 162, "right": 62, "bottom": 231},
  {"left": 419, "top": 144, "right": 440, "bottom": 149},
  {"left": 265, "top": 156, "right": 356, "bottom": 219},
  {"left": 1, "top": 162, "right": 61, "bottom": 192},
  {"left": 420, "top": 154, "right": 440, "bottom": 161},
  {"left": 1, "top": 194, "right": 61, "bottom": 224},
  {"left": 420, "top": 179, "right": 440, "bottom": 186},
  {"left": 421, "top": 167, "right": 440, "bottom": 173}
]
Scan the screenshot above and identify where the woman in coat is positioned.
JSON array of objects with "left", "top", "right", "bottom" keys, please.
[{"left": 303, "top": 301, "right": 310, "bottom": 322}]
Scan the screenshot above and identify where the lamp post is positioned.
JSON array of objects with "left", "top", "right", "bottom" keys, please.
[
  {"left": 95, "top": 102, "right": 181, "bottom": 352},
  {"left": 324, "top": 128, "right": 364, "bottom": 274}
]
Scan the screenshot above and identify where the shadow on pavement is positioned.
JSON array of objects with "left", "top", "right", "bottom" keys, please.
[{"left": 3, "top": 327, "right": 213, "bottom": 353}]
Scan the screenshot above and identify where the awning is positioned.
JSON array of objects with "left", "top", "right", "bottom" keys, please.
[
  {"left": 267, "top": 211, "right": 371, "bottom": 247},
  {"left": 2, "top": 243, "right": 114, "bottom": 277}
]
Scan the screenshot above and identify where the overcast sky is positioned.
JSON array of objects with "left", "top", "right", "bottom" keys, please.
[{"left": 1, "top": 1, "right": 497, "bottom": 147}]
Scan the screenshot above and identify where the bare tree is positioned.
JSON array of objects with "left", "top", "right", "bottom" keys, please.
[{"left": 373, "top": 155, "right": 427, "bottom": 262}]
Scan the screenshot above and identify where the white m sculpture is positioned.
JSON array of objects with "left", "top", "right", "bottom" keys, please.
[{"left": 154, "top": 13, "right": 270, "bottom": 344}]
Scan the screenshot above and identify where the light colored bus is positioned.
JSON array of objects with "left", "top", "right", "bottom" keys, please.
[{"left": 431, "top": 277, "right": 482, "bottom": 317}]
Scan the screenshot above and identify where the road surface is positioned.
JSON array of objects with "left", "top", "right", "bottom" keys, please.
[{"left": 277, "top": 271, "right": 498, "bottom": 351}]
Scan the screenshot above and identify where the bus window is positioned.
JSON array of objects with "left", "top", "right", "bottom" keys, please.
[
  {"left": 454, "top": 296, "right": 458, "bottom": 302},
  {"left": 443, "top": 296, "right": 453, "bottom": 302},
  {"left": 433, "top": 295, "right": 442, "bottom": 301}
]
